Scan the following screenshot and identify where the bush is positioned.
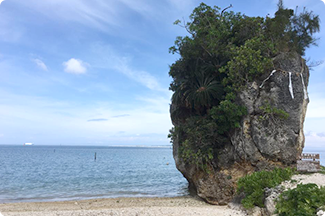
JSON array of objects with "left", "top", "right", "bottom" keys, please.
[
  {"left": 319, "top": 166, "right": 325, "bottom": 175},
  {"left": 237, "top": 168, "right": 294, "bottom": 209},
  {"left": 276, "top": 183, "right": 325, "bottom": 216}
]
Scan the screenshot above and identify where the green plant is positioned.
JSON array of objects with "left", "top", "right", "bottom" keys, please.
[
  {"left": 258, "top": 102, "right": 289, "bottom": 121},
  {"left": 174, "top": 116, "right": 219, "bottom": 169},
  {"left": 179, "top": 139, "right": 213, "bottom": 171},
  {"left": 276, "top": 183, "right": 325, "bottom": 216},
  {"left": 209, "top": 95, "right": 247, "bottom": 134},
  {"left": 237, "top": 168, "right": 294, "bottom": 209},
  {"left": 171, "top": 73, "right": 224, "bottom": 114}
]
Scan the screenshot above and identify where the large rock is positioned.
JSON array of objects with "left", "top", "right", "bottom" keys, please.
[{"left": 172, "top": 52, "right": 309, "bottom": 204}]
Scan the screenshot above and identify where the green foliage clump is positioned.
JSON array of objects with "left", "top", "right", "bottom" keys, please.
[
  {"left": 209, "top": 94, "right": 247, "bottom": 134},
  {"left": 171, "top": 115, "right": 226, "bottom": 170},
  {"left": 266, "top": 0, "right": 320, "bottom": 56},
  {"left": 320, "top": 166, "right": 325, "bottom": 175},
  {"left": 276, "top": 183, "right": 325, "bottom": 216},
  {"left": 168, "top": 1, "right": 320, "bottom": 168},
  {"left": 179, "top": 139, "right": 213, "bottom": 171},
  {"left": 258, "top": 102, "right": 289, "bottom": 121},
  {"left": 237, "top": 168, "right": 294, "bottom": 209},
  {"left": 220, "top": 37, "right": 275, "bottom": 91}
]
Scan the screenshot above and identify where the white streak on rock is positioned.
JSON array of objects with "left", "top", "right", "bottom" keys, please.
[
  {"left": 259, "top": 70, "right": 277, "bottom": 88},
  {"left": 288, "top": 72, "right": 294, "bottom": 99},
  {"left": 300, "top": 73, "right": 308, "bottom": 100}
]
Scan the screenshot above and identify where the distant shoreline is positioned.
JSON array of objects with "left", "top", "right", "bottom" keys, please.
[{"left": 0, "top": 144, "right": 173, "bottom": 148}]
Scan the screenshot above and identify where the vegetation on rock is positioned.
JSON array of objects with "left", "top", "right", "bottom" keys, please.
[
  {"left": 237, "top": 168, "right": 294, "bottom": 209},
  {"left": 169, "top": 0, "right": 320, "bottom": 168},
  {"left": 258, "top": 101, "right": 290, "bottom": 122},
  {"left": 276, "top": 183, "right": 325, "bottom": 216}
]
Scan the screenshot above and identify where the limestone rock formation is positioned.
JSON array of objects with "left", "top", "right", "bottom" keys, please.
[{"left": 172, "top": 52, "right": 310, "bottom": 204}]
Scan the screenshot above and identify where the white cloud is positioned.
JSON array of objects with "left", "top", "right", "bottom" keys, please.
[
  {"left": 17, "top": 1, "right": 117, "bottom": 30},
  {"left": 33, "top": 59, "right": 48, "bottom": 71},
  {"left": 13, "top": 0, "right": 155, "bottom": 32},
  {"left": 0, "top": 89, "right": 172, "bottom": 145},
  {"left": 306, "top": 94, "right": 325, "bottom": 118},
  {"left": 63, "top": 58, "right": 88, "bottom": 74},
  {"left": 305, "top": 131, "right": 325, "bottom": 149},
  {"left": 90, "top": 43, "right": 164, "bottom": 91},
  {"left": 114, "top": 61, "right": 161, "bottom": 91},
  {"left": 0, "top": 0, "right": 4, "bottom": 5},
  {"left": 119, "top": 0, "right": 153, "bottom": 17},
  {"left": 322, "top": 0, "right": 325, "bottom": 5}
]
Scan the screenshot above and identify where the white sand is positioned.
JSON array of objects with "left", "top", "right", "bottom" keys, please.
[
  {"left": 0, "top": 196, "right": 245, "bottom": 216},
  {"left": 282, "top": 173, "right": 325, "bottom": 189},
  {"left": 2, "top": 173, "right": 324, "bottom": 216}
]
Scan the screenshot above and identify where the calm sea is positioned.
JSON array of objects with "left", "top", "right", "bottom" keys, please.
[
  {"left": 0, "top": 145, "right": 323, "bottom": 204},
  {"left": 0, "top": 145, "right": 188, "bottom": 203}
]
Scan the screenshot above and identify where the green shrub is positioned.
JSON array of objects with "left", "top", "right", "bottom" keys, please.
[
  {"left": 319, "top": 166, "right": 325, "bottom": 175},
  {"left": 276, "top": 183, "right": 325, "bottom": 216},
  {"left": 259, "top": 102, "right": 289, "bottom": 121},
  {"left": 237, "top": 168, "right": 294, "bottom": 209},
  {"left": 174, "top": 116, "right": 221, "bottom": 170}
]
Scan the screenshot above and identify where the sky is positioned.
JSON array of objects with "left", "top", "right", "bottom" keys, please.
[{"left": 0, "top": 0, "right": 324, "bottom": 147}]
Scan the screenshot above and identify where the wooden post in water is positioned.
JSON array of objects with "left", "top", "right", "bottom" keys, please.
[{"left": 94, "top": 152, "right": 97, "bottom": 161}]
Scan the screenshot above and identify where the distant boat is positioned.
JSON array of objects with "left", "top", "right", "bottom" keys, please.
[{"left": 23, "top": 143, "right": 33, "bottom": 146}]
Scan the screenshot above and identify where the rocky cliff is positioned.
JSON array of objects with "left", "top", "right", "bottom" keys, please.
[{"left": 172, "top": 52, "right": 309, "bottom": 205}]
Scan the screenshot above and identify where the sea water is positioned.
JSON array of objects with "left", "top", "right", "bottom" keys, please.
[
  {"left": 0, "top": 145, "right": 188, "bottom": 203},
  {"left": 1, "top": 145, "right": 324, "bottom": 203}
]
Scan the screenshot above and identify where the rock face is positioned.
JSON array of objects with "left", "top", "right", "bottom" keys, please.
[{"left": 172, "top": 52, "right": 310, "bottom": 204}]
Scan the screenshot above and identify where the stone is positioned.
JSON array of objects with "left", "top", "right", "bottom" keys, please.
[
  {"left": 264, "top": 186, "right": 283, "bottom": 216},
  {"left": 245, "top": 206, "right": 265, "bottom": 216},
  {"left": 172, "top": 52, "right": 309, "bottom": 204}
]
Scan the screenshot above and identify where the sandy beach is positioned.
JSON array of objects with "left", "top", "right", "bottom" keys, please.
[
  {"left": 0, "top": 196, "right": 245, "bottom": 216},
  {"left": 1, "top": 173, "right": 324, "bottom": 216}
]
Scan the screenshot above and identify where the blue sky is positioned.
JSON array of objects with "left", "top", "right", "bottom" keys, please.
[{"left": 0, "top": 0, "right": 324, "bottom": 147}]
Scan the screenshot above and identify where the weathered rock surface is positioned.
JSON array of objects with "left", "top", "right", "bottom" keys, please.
[
  {"left": 172, "top": 52, "right": 309, "bottom": 204},
  {"left": 264, "top": 186, "right": 283, "bottom": 215}
]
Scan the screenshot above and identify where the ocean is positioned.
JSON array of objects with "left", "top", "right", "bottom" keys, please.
[
  {"left": 0, "top": 145, "right": 323, "bottom": 204},
  {"left": 0, "top": 145, "right": 188, "bottom": 203}
]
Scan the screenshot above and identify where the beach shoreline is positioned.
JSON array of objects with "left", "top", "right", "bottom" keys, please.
[{"left": 0, "top": 196, "right": 244, "bottom": 216}]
